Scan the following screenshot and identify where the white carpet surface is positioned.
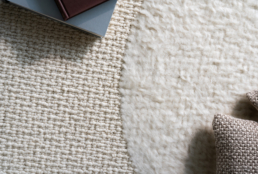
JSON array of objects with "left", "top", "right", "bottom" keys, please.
[
  {"left": 0, "top": 1, "right": 141, "bottom": 173},
  {"left": 120, "top": 0, "right": 258, "bottom": 173}
]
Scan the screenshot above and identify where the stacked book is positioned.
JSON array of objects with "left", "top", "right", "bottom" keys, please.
[{"left": 4, "top": 0, "right": 117, "bottom": 37}]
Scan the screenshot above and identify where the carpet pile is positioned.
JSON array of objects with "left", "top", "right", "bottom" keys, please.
[{"left": 120, "top": 0, "right": 258, "bottom": 173}]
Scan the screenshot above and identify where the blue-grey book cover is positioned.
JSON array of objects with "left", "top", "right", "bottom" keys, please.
[{"left": 6, "top": 0, "right": 117, "bottom": 37}]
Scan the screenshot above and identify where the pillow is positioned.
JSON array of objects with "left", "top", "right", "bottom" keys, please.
[
  {"left": 213, "top": 91, "right": 258, "bottom": 174},
  {"left": 213, "top": 114, "right": 258, "bottom": 174},
  {"left": 247, "top": 90, "right": 258, "bottom": 111}
]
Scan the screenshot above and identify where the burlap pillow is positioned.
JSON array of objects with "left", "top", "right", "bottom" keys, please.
[
  {"left": 213, "top": 114, "right": 258, "bottom": 173},
  {"left": 213, "top": 91, "right": 258, "bottom": 174},
  {"left": 247, "top": 90, "right": 258, "bottom": 111}
]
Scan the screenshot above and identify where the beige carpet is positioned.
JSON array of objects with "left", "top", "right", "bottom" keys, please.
[
  {"left": 120, "top": 0, "right": 258, "bottom": 173},
  {"left": 0, "top": 1, "right": 142, "bottom": 173}
]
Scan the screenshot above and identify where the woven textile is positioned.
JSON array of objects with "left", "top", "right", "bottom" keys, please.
[
  {"left": 212, "top": 91, "right": 258, "bottom": 174},
  {"left": 247, "top": 90, "right": 258, "bottom": 111},
  {"left": 213, "top": 114, "right": 258, "bottom": 174},
  {"left": 0, "top": 1, "right": 142, "bottom": 173}
]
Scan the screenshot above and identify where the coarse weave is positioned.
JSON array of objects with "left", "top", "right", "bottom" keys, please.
[
  {"left": 0, "top": 1, "right": 142, "bottom": 173},
  {"left": 213, "top": 114, "right": 258, "bottom": 174},
  {"left": 247, "top": 90, "right": 258, "bottom": 111},
  {"left": 212, "top": 91, "right": 258, "bottom": 173}
]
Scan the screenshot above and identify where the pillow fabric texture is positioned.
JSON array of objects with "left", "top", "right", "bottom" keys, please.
[
  {"left": 247, "top": 90, "right": 258, "bottom": 111},
  {"left": 213, "top": 91, "right": 258, "bottom": 174}
]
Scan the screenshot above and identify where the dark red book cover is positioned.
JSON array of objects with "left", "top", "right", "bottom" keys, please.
[{"left": 55, "top": 0, "right": 108, "bottom": 21}]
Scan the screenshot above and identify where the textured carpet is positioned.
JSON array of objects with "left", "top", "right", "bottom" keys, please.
[
  {"left": 120, "top": 0, "right": 258, "bottom": 173},
  {"left": 0, "top": 1, "right": 142, "bottom": 173}
]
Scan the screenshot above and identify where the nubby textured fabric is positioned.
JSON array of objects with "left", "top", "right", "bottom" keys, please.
[
  {"left": 213, "top": 114, "right": 258, "bottom": 174},
  {"left": 213, "top": 91, "right": 258, "bottom": 174},
  {"left": 0, "top": 1, "right": 142, "bottom": 173},
  {"left": 247, "top": 90, "right": 258, "bottom": 111}
]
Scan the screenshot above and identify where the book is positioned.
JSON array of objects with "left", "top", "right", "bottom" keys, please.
[
  {"left": 55, "top": 0, "right": 108, "bottom": 21},
  {"left": 5, "top": 0, "right": 117, "bottom": 37}
]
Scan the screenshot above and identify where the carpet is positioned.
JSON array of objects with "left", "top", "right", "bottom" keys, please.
[
  {"left": 120, "top": 0, "right": 258, "bottom": 173},
  {"left": 0, "top": 1, "right": 142, "bottom": 173}
]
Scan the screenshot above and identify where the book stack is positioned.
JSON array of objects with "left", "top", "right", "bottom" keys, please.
[{"left": 4, "top": 0, "right": 117, "bottom": 37}]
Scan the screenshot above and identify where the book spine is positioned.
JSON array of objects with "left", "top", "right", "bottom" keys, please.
[{"left": 54, "top": 0, "right": 69, "bottom": 21}]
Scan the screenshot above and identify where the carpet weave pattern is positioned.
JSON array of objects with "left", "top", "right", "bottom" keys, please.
[{"left": 0, "top": 1, "right": 141, "bottom": 173}]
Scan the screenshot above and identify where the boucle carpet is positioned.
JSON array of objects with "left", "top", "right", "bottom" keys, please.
[
  {"left": 120, "top": 0, "right": 258, "bottom": 173},
  {"left": 0, "top": 1, "right": 141, "bottom": 173}
]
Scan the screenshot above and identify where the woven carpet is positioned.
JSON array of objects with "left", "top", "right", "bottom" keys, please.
[
  {"left": 0, "top": 1, "right": 142, "bottom": 173},
  {"left": 120, "top": 0, "right": 258, "bottom": 173}
]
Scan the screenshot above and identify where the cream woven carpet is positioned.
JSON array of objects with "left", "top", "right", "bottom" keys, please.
[
  {"left": 0, "top": 1, "right": 142, "bottom": 173},
  {"left": 120, "top": 0, "right": 258, "bottom": 173}
]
